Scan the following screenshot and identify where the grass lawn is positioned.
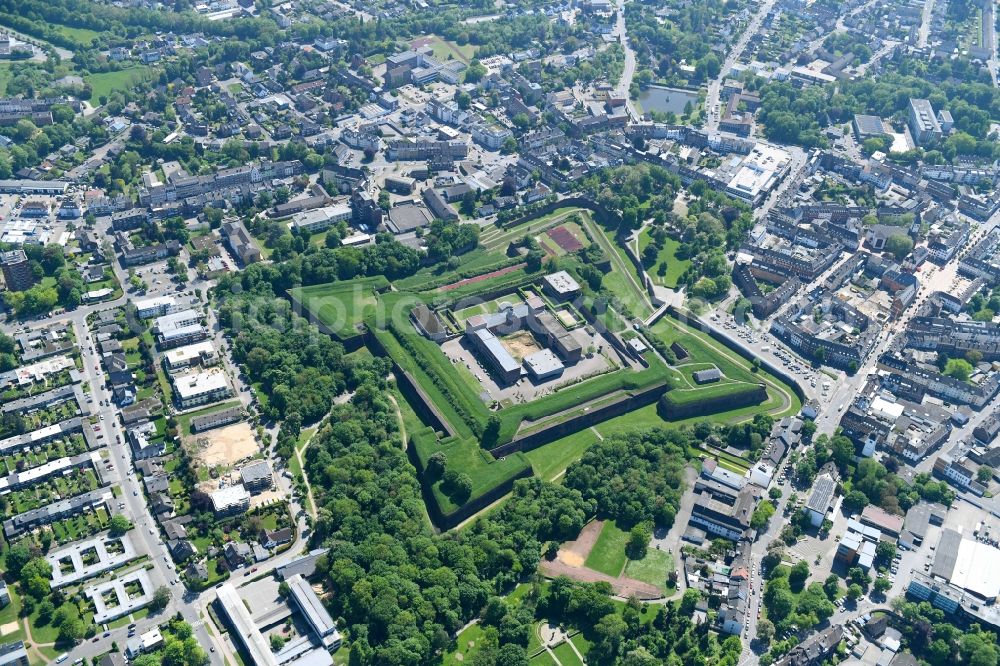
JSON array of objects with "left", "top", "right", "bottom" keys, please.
[
  {"left": 584, "top": 520, "right": 629, "bottom": 577},
  {"left": 0, "top": 585, "right": 25, "bottom": 644},
  {"left": 0, "top": 64, "right": 12, "bottom": 96},
  {"left": 414, "top": 34, "right": 476, "bottom": 63},
  {"left": 581, "top": 215, "right": 652, "bottom": 318},
  {"left": 624, "top": 548, "right": 674, "bottom": 593},
  {"left": 444, "top": 622, "right": 486, "bottom": 666},
  {"left": 54, "top": 24, "right": 102, "bottom": 44},
  {"left": 638, "top": 228, "right": 690, "bottom": 289},
  {"left": 28, "top": 601, "right": 79, "bottom": 644},
  {"left": 529, "top": 653, "right": 557, "bottom": 666},
  {"left": 551, "top": 641, "right": 584, "bottom": 666},
  {"left": 85, "top": 66, "right": 155, "bottom": 102},
  {"left": 290, "top": 276, "right": 389, "bottom": 339},
  {"left": 524, "top": 429, "right": 599, "bottom": 481}
]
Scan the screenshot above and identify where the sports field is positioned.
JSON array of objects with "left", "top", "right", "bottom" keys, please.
[{"left": 536, "top": 221, "right": 590, "bottom": 257}]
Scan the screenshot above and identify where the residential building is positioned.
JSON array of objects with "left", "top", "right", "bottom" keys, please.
[
  {"left": 210, "top": 484, "right": 251, "bottom": 516},
  {"left": 239, "top": 460, "right": 273, "bottom": 493},
  {"left": 172, "top": 368, "right": 232, "bottom": 409},
  {"left": 155, "top": 309, "right": 207, "bottom": 350},
  {"left": 163, "top": 341, "right": 217, "bottom": 371},
  {"left": 0, "top": 642, "right": 29, "bottom": 666},
  {"left": 0, "top": 250, "right": 33, "bottom": 292},
  {"left": 221, "top": 220, "right": 261, "bottom": 265},
  {"left": 214, "top": 583, "right": 278, "bottom": 666},
  {"left": 3, "top": 488, "right": 111, "bottom": 539},
  {"left": 689, "top": 485, "right": 758, "bottom": 541},
  {"left": 190, "top": 406, "right": 243, "bottom": 432},
  {"left": 289, "top": 203, "right": 353, "bottom": 233},
  {"left": 134, "top": 296, "right": 180, "bottom": 319}
]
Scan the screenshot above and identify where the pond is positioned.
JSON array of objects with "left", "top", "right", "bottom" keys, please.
[{"left": 636, "top": 86, "right": 700, "bottom": 115}]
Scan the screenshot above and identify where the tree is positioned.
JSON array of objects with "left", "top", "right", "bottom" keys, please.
[
  {"left": 844, "top": 489, "right": 869, "bottom": 513},
  {"left": 831, "top": 435, "right": 855, "bottom": 472},
  {"left": 627, "top": 523, "right": 651, "bottom": 559},
  {"left": 270, "top": 634, "right": 286, "bottom": 651},
  {"left": 680, "top": 588, "right": 700, "bottom": 616},
  {"left": 464, "top": 59, "right": 487, "bottom": 83},
  {"left": 150, "top": 586, "right": 171, "bottom": 612},
  {"left": 58, "top": 617, "right": 85, "bottom": 644},
  {"left": 751, "top": 500, "right": 776, "bottom": 529},
  {"left": 977, "top": 466, "right": 993, "bottom": 483},
  {"left": 944, "top": 358, "right": 973, "bottom": 382},
  {"left": 20, "top": 557, "right": 53, "bottom": 599},
  {"left": 875, "top": 540, "right": 896, "bottom": 565},
  {"left": 426, "top": 451, "right": 447, "bottom": 481},
  {"left": 884, "top": 234, "right": 914, "bottom": 261},
  {"left": 482, "top": 415, "right": 501, "bottom": 448},
  {"left": 769, "top": 487, "right": 783, "bottom": 500},
  {"left": 5, "top": 543, "right": 34, "bottom": 578},
  {"left": 823, "top": 575, "right": 840, "bottom": 600},
  {"left": 847, "top": 583, "right": 863, "bottom": 601},
  {"left": 873, "top": 576, "right": 892, "bottom": 594},
  {"left": 788, "top": 560, "right": 810, "bottom": 592},
  {"left": 109, "top": 513, "right": 132, "bottom": 536},
  {"left": 593, "top": 612, "right": 627, "bottom": 657},
  {"left": 757, "top": 618, "right": 775, "bottom": 644}
]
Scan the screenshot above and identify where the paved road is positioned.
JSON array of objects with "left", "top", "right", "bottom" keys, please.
[
  {"left": 613, "top": 0, "right": 640, "bottom": 121},
  {"left": 918, "top": 0, "right": 936, "bottom": 47},
  {"left": 704, "top": 0, "right": 778, "bottom": 131},
  {"left": 985, "top": 0, "right": 999, "bottom": 87},
  {"left": 1, "top": 226, "right": 313, "bottom": 663}
]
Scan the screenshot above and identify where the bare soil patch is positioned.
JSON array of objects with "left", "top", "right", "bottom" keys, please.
[
  {"left": 501, "top": 330, "right": 542, "bottom": 362},
  {"left": 186, "top": 421, "right": 258, "bottom": 467},
  {"left": 556, "top": 520, "right": 603, "bottom": 568}
]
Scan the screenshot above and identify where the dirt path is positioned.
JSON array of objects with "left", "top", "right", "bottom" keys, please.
[
  {"left": 556, "top": 520, "right": 604, "bottom": 567},
  {"left": 387, "top": 393, "right": 407, "bottom": 444},
  {"left": 296, "top": 432, "right": 319, "bottom": 521},
  {"left": 579, "top": 213, "right": 653, "bottom": 315},
  {"left": 22, "top": 617, "right": 53, "bottom": 664},
  {"left": 539, "top": 559, "right": 663, "bottom": 599}
]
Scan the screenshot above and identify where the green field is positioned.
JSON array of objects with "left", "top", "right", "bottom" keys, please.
[
  {"left": 525, "top": 429, "right": 600, "bottom": 481},
  {"left": 0, "top": 64, "right": 13, "bottom": 96},
  {"left": 85, "top": 66, "right": 155, "bottom": 102},
  {"left": 624, "top": 548, "right": 674, "bottom": 593},
  {"left": 452, "top": 292, "right": 526, "bottom": 323},
  {"left": 413, "top": 35, "right": 476, "bottom": 63},
  {"left": 290, "top": 276, "right": 390, "bottom": 338},
  {"left": 54, "top": 24, "right": 102, "bottom": 44},
  {"left": 584, "top": 520, "right": 629, "bottom": 577},
  {"left": 0, "top": 584, "right": 25, "bottom": 644},
  {"left": 638, "top": 228, "right": 690, "bottom": 289},
  {"left": 444, "top": 622, "right": 486, "bottom": 666},
  {"left": 551, "top": 641, "right": 584, "bottom": 666}
]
